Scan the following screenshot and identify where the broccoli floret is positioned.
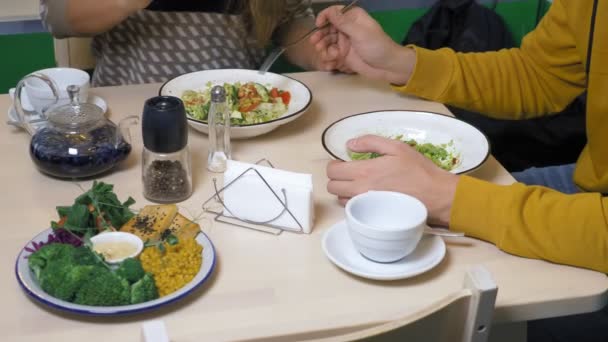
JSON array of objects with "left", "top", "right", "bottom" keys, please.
[
  {"left": 130, "top": 273, "right": 159, "bottom": 304},
  {"left": 28, "top": 243, "right": 76, "bottom": 279},
  {"left": 71, "top": 246, "right": 104, "bottom": 266},
  {"left": 30, "top": 243, "right": 77, "bottom": 294},
  {"left": 115, "top": 258, "right": 145, "bottom": 284},
  {"left": 29, "top": 244, "right": 105, "bottom": 301},
  {"left": 38, "top": 258, "right": 74, "bottom": 299},
  {"left": 52, "top": 265, "right": 100, "bottom": 301},
  {"left": 74, "top": 268, "right": 131, "bottom": 306},
  {"left": 28, "top": 253, "right": 48, "bottom": 280},
  {"left": 29, "top": 243, "right": 159, "bottom": 306}
]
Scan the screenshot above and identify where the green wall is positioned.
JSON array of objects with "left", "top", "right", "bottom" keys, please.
[{"left": 0, "top": 33, "right": 56, "bottom": 93}]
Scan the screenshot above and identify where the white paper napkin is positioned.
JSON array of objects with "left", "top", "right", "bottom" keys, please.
[{"left": 222, "top": 160, "right": 314, "bottom": 233}]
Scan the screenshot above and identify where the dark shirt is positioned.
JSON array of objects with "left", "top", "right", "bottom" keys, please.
[{"left": 145, "top": 0, "right": 240, "bottom": 13}]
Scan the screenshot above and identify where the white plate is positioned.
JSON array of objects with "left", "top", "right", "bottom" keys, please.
[
  {"left": 7, "top": 96, "right": 109, "bottom": 130},
  {"left": 322, "top": 110, "right": 490, "bottom": 174},
  {"left": 322, "top": 220, "right": 445, "bottom": 281},
  {"left": 159, "top": 69, "right": 312, "bottom": 139},
  {"left": 15, "top": 229, "right": 216, "bottom": 315}
]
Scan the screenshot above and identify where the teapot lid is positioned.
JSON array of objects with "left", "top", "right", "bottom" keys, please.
[{"left": 47, "top": 85, "right": 104, "bottom": 127}]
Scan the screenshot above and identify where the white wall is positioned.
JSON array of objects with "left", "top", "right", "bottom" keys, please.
[{"left": 0, "top": 0, "right": 39, "bottom": 21}]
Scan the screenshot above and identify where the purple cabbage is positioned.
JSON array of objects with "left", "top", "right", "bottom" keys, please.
[{"left": 24, "top": 229, "right": 83, "bottom": 255}]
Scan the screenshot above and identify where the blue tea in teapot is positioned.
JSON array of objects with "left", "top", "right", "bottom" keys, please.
[{"left": 15, "top": 82, "right": 138, "bottom": 178}]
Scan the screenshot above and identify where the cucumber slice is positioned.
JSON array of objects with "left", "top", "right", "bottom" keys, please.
[{"left": 253, "top": 83, "right": 270, "bottom": 102}]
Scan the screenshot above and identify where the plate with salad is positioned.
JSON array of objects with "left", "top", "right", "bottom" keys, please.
[
  {"left": 159, "top": 69, "right": 312, "bottom": 139},
  {"left": 15, "top": 182, "right": 216, "bottom": 315},
  {"left": 322, "top": 110, "right": 490, "bottom": 174}
]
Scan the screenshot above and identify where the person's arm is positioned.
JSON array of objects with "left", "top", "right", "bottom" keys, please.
[
  {"left": 452, "top": 177, "right": 608, "bottom": 273},
  {"left": 395, "top": 0, "right": 586, "bottom": 119},
  {"left": 275, "top": 0, "right": 324, "bottom": 70},
  {"left": 313, "top": 0, "right": 586, "bottom": 119},
  {"left": 40, "top": 0, "right": 151, "bottom": 38},
  {"left": 327, "top": 135, "right": 608, "bottom": 273}
]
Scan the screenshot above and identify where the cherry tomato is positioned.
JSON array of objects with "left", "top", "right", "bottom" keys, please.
[
  {"left": 280, "top": 91, "right": 291, "bottom": 106},
  {"left": 270, "top": 87, "right": 280, "bottom": 98}
]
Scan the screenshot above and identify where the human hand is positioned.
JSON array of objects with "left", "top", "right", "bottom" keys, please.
[
  {"left": 326, "top": 135, "right": 460, "bottom": 226},
  {"left": 310, "top": 5, "right": 416, "bottom": 84},
  {"left": 119, "top": 0, "right": 152, "bottom": 13}
]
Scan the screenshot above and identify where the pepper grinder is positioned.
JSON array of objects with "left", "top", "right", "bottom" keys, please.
[
  {"left": 142, "top": 96, "right": 193, "bottom": 203},
  {"left": 207, "top": 85, "right": 231, "bottom": 172}
]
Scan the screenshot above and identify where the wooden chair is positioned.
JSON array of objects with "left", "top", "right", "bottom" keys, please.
[{"left": 309, "top": 266, "right": 498, "bottom": 342}]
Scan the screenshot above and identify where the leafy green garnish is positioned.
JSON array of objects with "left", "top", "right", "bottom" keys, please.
[
  {"left": 51, "top": 181, "right": 136, "bottom": 235},
  {"left": 349, "top": 151, "right": 381, "bottom": 160},
  {"left": 144, "top": 232, "right": 179, "bottom": 254},
  {"left": 347, "top": 137, "right": 459, "bottom": 171}
]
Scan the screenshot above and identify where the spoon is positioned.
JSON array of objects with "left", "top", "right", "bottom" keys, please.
[{"left": 424, "top": 227, "right": 465, "bottom": 237}]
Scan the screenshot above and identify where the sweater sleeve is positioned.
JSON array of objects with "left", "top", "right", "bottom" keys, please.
[
  {"left": 40, "top": 0, "right": 76, "bottom": 38},
  {"left": 393, "top": 0, "right": 587, "bottom": 119},
  {"left": 451, "top": 176, "right": 608, "bottom": 273}
]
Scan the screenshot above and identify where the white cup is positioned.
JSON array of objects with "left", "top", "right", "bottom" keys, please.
[
  {"left": 345, "top": 191, "right": 428, "bottom": 263},
  {"left": 11, "top": 67, "right": 90, "bottom": 114}
]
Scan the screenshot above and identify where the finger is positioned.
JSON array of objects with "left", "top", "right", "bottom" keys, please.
[
  {"left": 317, "top": 34, "right": 339, "bottom": 56},
  {"left": 316, "top": 5, "right": 367, "bottom": 36},
  {"left": 327, "top": 45, "right": 340, "bottom": 59},
  {"left": 347, "top": 134, "right": 409, "bottom": 157},
  {"left": 313, "top": 33, "right": 337, "bottom": 54},
  {"left": 320, "top": 62, "right": 337, "bottom": 72},
  {"left": 339, "top": 66, "right": 354, "bottom": 74},
  {"left": 309, "top": 30, "right": 322, "bottom": 45},
  {"left": 327, "top": 180, "right": 363, "bottom": 198},
  {"left": 315, "top": 5, "right": 345, "bottom": 28},
  {"left": 310, "top": 26, "right": 332, "bottom": 46},
  {"left": 338, "top": 197, "right": 349, "bottom": 206},
  {"left": 327, "top": 160, "right": 361, "bottom": 181}
]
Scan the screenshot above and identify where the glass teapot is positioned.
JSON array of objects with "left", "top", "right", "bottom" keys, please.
[{"left": 16, "top": 84, "right": 139, "bottom": 179}]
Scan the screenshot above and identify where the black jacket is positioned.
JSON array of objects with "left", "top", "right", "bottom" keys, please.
[{"left": 403, "top": 0, "right": 586, "bottom": 172}]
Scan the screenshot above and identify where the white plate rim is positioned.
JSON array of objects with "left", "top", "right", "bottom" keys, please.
[
  {"left": 322, "top": 220, "right": 446, "bottom": 281},
  {"left": 321, "top": 110, "right": 491, "bottom": 175},
  {"left": 158, "top": 69, "right": 313, "bottom": 128},
  {"left": 15, "top": 228, "right": 216, "bottom": 316}
]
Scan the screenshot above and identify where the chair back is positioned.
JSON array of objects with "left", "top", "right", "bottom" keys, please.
[{"left": 308, "top": 266, "right": 498, "bottom": 342}]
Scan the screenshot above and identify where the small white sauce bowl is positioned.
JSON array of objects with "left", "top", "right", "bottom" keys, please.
[{"left": 90, "top": 231, "right": 144, "bottom": 264}]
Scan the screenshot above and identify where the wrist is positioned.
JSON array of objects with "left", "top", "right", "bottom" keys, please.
[
  {"left": 384, "top": 46, "right": 416, "bottom": 85},
  {"left": 433, "top": 174, "right": 459, "bottom": 227}
]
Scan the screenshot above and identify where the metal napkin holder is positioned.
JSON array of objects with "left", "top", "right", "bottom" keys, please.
[{"left": 202, "top": 159, "right": 305, "bottom": 235}]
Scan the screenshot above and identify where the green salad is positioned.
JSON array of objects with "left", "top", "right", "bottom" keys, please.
[
  {"left": 348, "top": 135, "right": 460, "bottom": 171},
  {"left": 182, "top": 82, "right": 291, "bottom": 125}
]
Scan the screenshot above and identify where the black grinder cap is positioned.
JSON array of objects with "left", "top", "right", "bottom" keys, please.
[{"left": 142, "top": 96, "right": 188, "bottom": 153}]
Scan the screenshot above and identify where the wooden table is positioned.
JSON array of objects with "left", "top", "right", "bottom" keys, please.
[{"left": 2, "top": 72, "right": 607, "bottom": 341}]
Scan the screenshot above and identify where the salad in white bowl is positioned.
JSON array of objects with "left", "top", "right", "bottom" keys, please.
[{"left": 160, "top": 69, "right": 312, "bottom": 139}]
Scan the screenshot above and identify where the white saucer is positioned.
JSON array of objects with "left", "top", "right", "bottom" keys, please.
[
  {"left": 7, "top": 95, "right": 108, "bottom": 129},
  {"left": 322, "top": 220, "right": 446, "bottom": 281}
]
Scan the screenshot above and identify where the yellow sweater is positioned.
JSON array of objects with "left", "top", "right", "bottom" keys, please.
[{"left": 395, "top": 0, "right": 608, "bottom": 273}]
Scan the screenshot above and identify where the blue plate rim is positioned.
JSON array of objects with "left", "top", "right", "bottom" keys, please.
[{"left": 15, "top": 228, "right": 216, "bottom": 316}]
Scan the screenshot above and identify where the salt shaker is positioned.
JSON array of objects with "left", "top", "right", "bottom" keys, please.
[
  {"left": 207, "top": 86, "right": 231, "bottom": 172},
  {"left": 142, "top": 96, "right": 193, "bottom": 203}
]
